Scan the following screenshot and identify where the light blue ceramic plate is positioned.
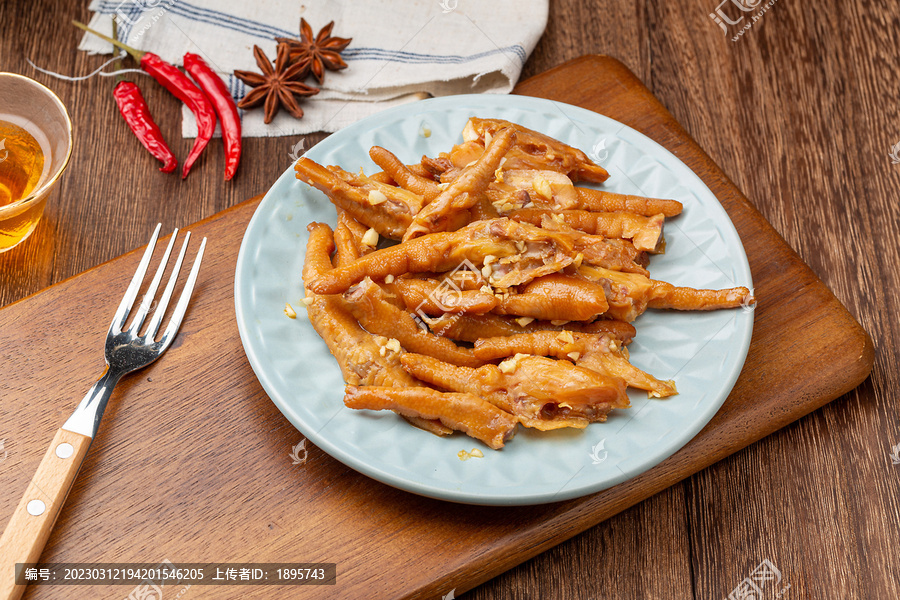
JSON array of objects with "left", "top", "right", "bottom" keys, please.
[{"left": 234, "top": 94, "right": 754, "bottom": 506}]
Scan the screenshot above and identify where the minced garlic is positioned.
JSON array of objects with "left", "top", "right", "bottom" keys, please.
[
  {"left": 556, "top": 330, "right": 575, "bottom": 344},
  {"left": 533, "top": 176, "right": 553, "bottom": 200},
  {"left": 368, "top": 189, "right": 388, "bottom": 205},
  {"left": 458, "top": 448, "right": 484, "bottom": 461},
  {"left": 498, "top": 357, "right": 518, "bottom": 373},
  {"left": 361, "top": 227, "right": 379, "bottom": 247}
]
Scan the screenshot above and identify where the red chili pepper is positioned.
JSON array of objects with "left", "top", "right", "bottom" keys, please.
[
  {"left": 183, "top": 53, "right": 242, "bottom": 180},
  {"left": 113, "top": 81, "right": 177, "bottom": 173},
  {"left": 73, "top": 21, "right": 217, "bottom": 179},
  {"left": 139, "top": 53, "right": 217, "bottom": 179}
]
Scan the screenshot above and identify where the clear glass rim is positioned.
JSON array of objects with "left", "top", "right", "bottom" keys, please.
[{"left": 0, "top": 72, "right": 74, "bottom": 212}]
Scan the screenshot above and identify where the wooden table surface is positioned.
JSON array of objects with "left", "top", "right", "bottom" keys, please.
[{"left": 1, "top": 1, "right": 897, "bottom": 598}]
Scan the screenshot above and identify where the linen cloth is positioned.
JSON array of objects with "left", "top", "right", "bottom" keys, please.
[{"left": 78, "top": 0, "right": 548, "bottom": 136}]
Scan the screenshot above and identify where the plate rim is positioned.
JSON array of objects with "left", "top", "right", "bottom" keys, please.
[{"left": 234, "top": 93, "right": 754, "bottom": 506}]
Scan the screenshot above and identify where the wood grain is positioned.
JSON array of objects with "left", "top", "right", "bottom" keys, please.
[
  {"left": 0, "top": 54, "right": 875, "bottom": 599},
  {"left": 0, "top": 428, "right": 91, "bottom": 600},
  {"left": 0, "top": 0, "right": 898, "bottom": 598}
]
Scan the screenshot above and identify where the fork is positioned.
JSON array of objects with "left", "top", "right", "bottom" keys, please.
[{"left": 0, "top": 224, "right": 205, "bottom": 600}]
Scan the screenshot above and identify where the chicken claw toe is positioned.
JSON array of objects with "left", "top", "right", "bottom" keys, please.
[{"left": 344, "top": 386, "right": 518, "bottom": 450}]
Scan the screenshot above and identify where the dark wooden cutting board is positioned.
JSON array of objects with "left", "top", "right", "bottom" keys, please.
[{"left": 0, "top": 56, "right": 873, "bottom": 599}]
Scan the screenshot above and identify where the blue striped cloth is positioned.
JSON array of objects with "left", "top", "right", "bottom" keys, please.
[{"left": 78, "top": 0, "right": 548, "bottom": 136}]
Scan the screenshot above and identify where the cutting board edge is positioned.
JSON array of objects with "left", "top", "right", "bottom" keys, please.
[
  {"left": 395, "top": 55, "right": 881, "bottom": 599},
  {"left": 0, "top": 195, "right": 267, "bottom": 316},
  {"left": 515, "top": 54, "right": 876, "bottom": 387},
  {"left": 403, "top": 345, "right": 877, "bottom": 600},
  {"left": 0, "top": 54, "right": 880, "bottom": 600}
]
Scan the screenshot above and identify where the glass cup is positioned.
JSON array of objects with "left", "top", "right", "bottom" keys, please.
[{"left": 0, "top": 73, "right": 73, "bottom": 253}]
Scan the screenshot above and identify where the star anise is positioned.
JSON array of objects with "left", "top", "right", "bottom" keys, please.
[
  {"left": 233, "top": 43, "right": 319, "bottom": 124},
  {"left": 276, "top": 18, "right": 352, "bottom": 85}
]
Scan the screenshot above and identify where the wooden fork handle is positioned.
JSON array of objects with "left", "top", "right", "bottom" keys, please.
[{"left": 0, "top": 428, "right": 91, "bottom": 600}]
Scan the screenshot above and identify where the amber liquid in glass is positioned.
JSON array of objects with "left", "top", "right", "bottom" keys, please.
[{"left": 0, "top": 117, "right": 50, "bottom": 250}]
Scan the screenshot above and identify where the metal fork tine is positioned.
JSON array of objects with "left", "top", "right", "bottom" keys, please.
[
  {"left": 130, "top": 229, "right": 178, "bottom": 335},
  {"left": 6, "top": 224, "right": 206, "bottom": 578},
  {"left": 158, "top": 237, "right": 206, "bottom": 348},
  {"left": 110, "top": 223, "right": 161, "bottom": 334},
  {"left": 144, "top": 232, "right": 190, "bottom": 341}
]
